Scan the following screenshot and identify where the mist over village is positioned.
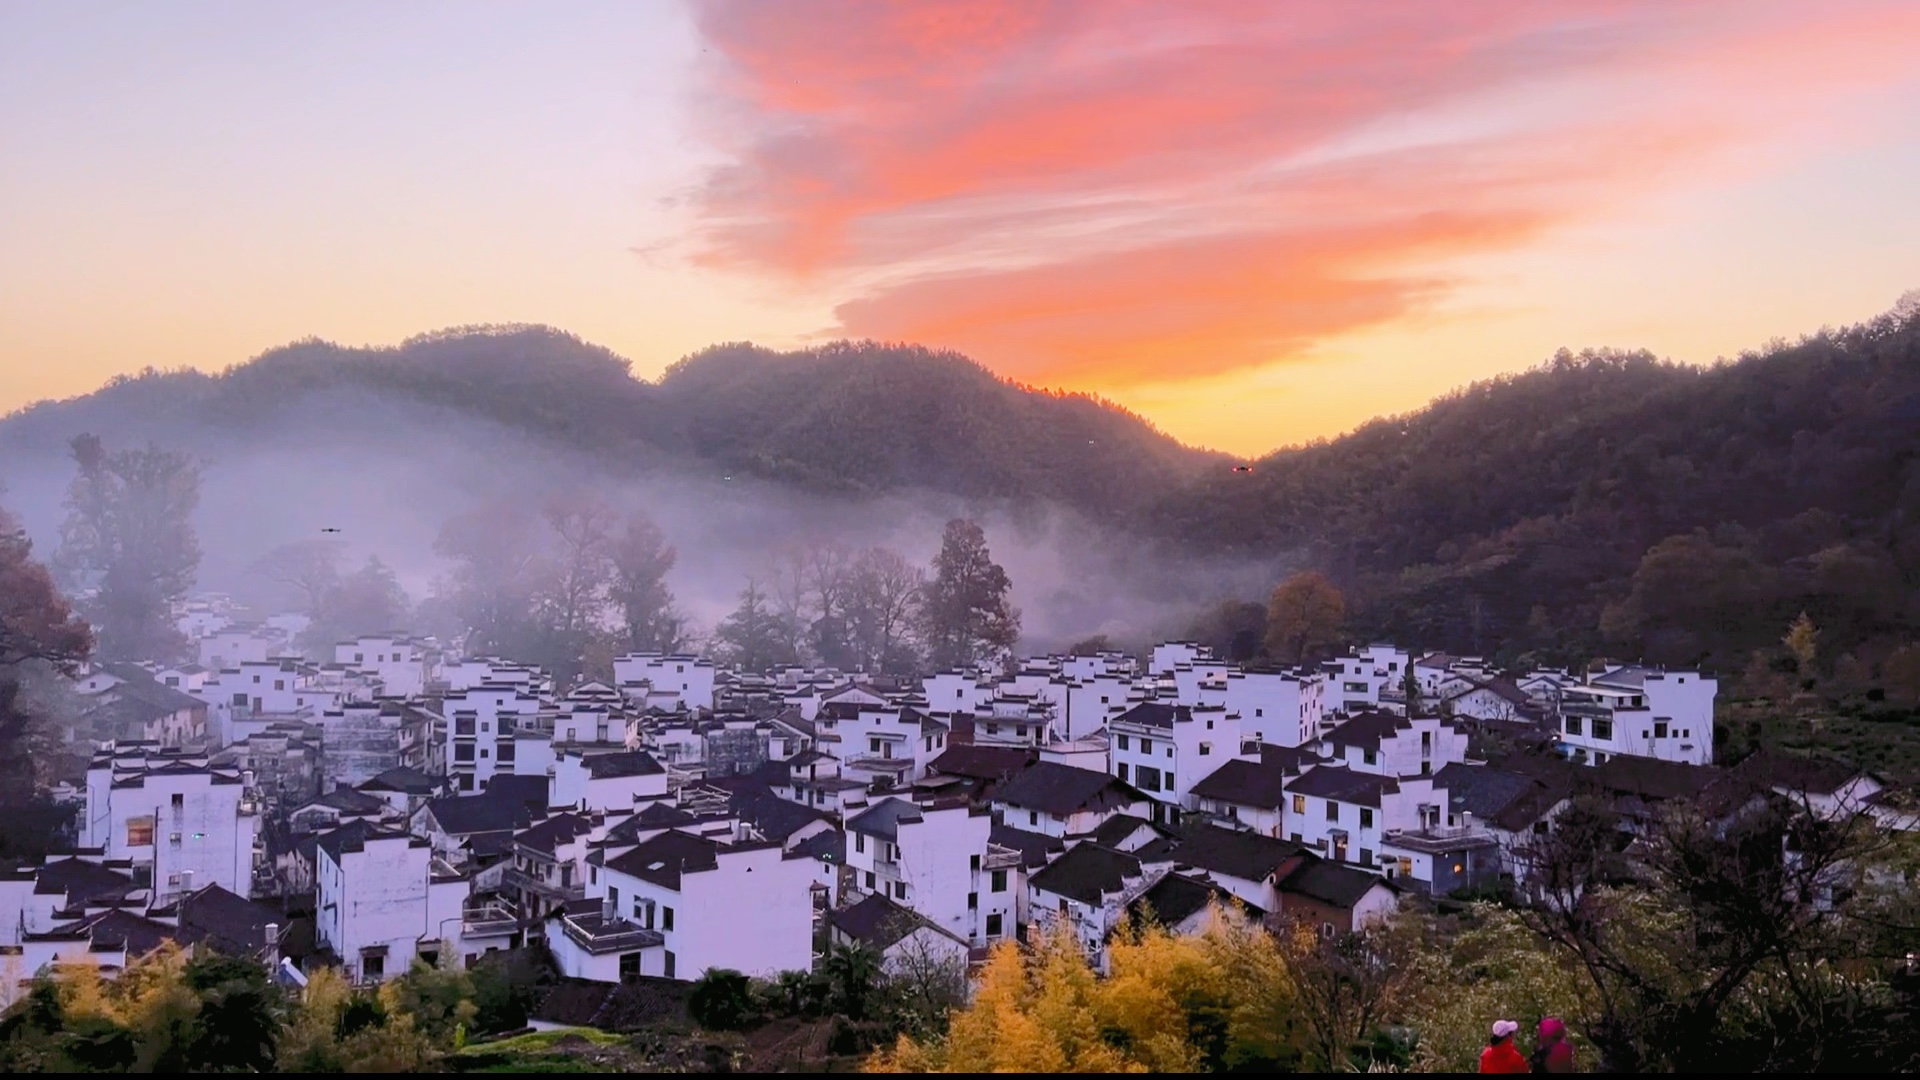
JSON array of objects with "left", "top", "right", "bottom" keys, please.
[{"left": 4, "top": 2, "right": 1920, "bottom": 1075}]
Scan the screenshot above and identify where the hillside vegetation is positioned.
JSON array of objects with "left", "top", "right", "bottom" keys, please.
[
  {"left": 7, "top": 307, "right": 1920, "bottom": 681},
  {"left": 1159, "top": 307, "right": 1920, "bottom": 675}
]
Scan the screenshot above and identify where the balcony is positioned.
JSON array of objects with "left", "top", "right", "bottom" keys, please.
[
  {"left": 982, "top": 844, "right": 1024, "bottom": 872},
  {"left": 557, "top": 903, "right": 664, "bottom": 955},
  {"left": 503, "top": 866, "right": 586, "bottom": 903},
  {"left": 1383, "top": 825, "right": 1499, "bottom": 854},
  {"left": 461, "top": 901, "right": 520, "bottom": 939}
]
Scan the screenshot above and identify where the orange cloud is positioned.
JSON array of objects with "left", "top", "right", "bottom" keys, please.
[{"left": 687, "top": 0, "right": 1920, "bottom": 385}]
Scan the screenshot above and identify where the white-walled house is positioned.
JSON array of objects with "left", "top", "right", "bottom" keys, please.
[
  {"left": 335, "top": 636, "right": 435, "bottom": 699},
  {"left": 990, "top": 761, "right": 1153, "bottom": 839},
  {"left": 1558, "top": 666, "right": 1717, "bottom": 766},
  {"left": 1282, "top": 766, "right": 1443, "bottom": 871},
  {"left": 613, "top": 654, "right": 716, "bottom": 711},
  {"left": 442, "top": 682, "right": 546, "bottom": 792},
  {"left": 575, "top": 830, "right": 816, "bottom": 981},
  {"left": 1108, "top": 701, "right": 1241, "bottom": 816},
  {"left": 1027, "top": 842, "right": 1174, "bottom": 972},
  {"left": 844, "top": 798, "right": 1018, "bottom": 946},
  {"left": 315, "top": 821, "right": 477, "bottom": 983},
  {"left": 1323, "top": 645, "right": 1410, "bottom": 717},
  {"left": 827, "top": 893, "right": 971, "bottom": 977},
  {"left": 552, "top": 749, "right": 669, "bottom": 814},
  {"left": 81, "top": 745, "right": 259, "bottom": 899},
  {"left": 1211, "top": 667, "right": 1324, "bottom": 748},
  {"left": 1319, "top": 712, "right": 1469, "bottom": 778}
]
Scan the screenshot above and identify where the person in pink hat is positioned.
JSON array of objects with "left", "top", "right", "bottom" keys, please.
[
  {"left": 1480, "top": 1020, "right": 1528, "bottom": 1073},
  {"left": 1533, "top": 1017, "right": 1576, "bottom": 1073}
]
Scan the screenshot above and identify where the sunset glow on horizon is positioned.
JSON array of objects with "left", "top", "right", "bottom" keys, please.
[{"left": 3, "top": 0, "right": 1918, "bottom": 455}]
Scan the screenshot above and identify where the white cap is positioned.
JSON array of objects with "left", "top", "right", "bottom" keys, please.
[{"left": 1491, "top": 1020, "right": 1519, "bottom": 1039}]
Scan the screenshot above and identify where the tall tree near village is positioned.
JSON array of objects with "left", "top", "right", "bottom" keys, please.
[
  {"left": 608, "top": 512, "right": 685, "bottom": 653},
  {"left": 532, "top": 494, "right": 616, "bottom": 683},
  {"left": 1264, "top": 571, "right": 1347, "bottom": 664},
  {"left": 712, "top": 578, "right": 798, "bottom": 672},
  {"left": 53, "top": 434, "right": 202, "bottom": 662},
  {"left": 918, "top": 518, "right": 1020, "bottom": 670},
  {"left": 0, "top": 497, "right": 94, "bottom": 802},
  {"left": 432, "top": 501, "right": 544, "bottom": 658},
  {"left": 846, "top": 546, "right": 925, "bottom": 673}
]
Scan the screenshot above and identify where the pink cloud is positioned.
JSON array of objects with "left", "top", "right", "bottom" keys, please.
[{"left": 686, "top": 0, "right": 1920, "bottom": 384}]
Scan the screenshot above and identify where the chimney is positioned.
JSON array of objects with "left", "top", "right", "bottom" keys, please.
[{"left": 263, "top": 922, "right": 280, "bottom": 969}]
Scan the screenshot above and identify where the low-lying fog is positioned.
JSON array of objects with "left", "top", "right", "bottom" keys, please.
[{"left": 1, "top": 386, "right": 1282, "bottom": 654}]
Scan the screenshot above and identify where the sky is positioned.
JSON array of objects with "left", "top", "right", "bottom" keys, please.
[{"left": 2, "top": 1, "right": 1918, "bottom": 457}]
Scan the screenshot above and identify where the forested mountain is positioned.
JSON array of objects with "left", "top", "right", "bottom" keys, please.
[
  {"left": 6, "top": 306, "right": 1919, "bottom": 677},
  {"left": 0, "top": 328, "right": 1218, "bottom": 516},
  {"left": 1159, "top": 306, "right": 1920, "bottom": 672}
]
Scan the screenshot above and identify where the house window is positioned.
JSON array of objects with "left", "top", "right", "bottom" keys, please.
[
  {"left": 1564, "top": 717, "right": 1583, "bottom": 737},
  {"left": 1291, "top": 833, "right": 1303, "bottom": 843},
  {"left": 1398, "top": 856, "right": 1413, "bottom": 876},
  {"left": 608, "top": 886, "right": 620, "bottom": 910},
  {"left": 663, "top": 907, "right": 674, "bottom": 931},
  {"left": 893, "top": 881, "right": 907, "bottom": 900},
  {"left": 1360, "top": 808, "right": 1374, "bottom": 829},
  {"left": 1325, "top": 801, "right": 1339, "bottom": 822},
  {"left": 1117, "top": 735, "right": 1130, "bottom": 751},
  {"left": 1141, "top": 738, "right": 1153, "bottom": 754},
  {"left": 1362, "top": 750, "right": 1376, "bottom": 766},
  {"left": 664, "top": 951, "right": 675, "bottom": 979},
  {"left": 986, "top": 723, "right": 1000, "bottom": 735},
  {"left": 1421, "top": 731, "right": 1432, "bottom": 753},
  {"left": 968, "top": 892, "right": 978, "bottom": 909},
  {"left": 864, "top": 871, "right": 875, "bottom": 889},
  {"left": 1199, "top": 742, "right": 1212, "bottom": 756},
  {"left": 991, "top": 869, "right": 1008, "bottom": 892},
  {"left": 127, "top": 816, "right": 155, "bottom": 847},
  {"left": 1166, "top": 747, "right": 1173, "bottom": 759},
  {"left": 274, "top": 679, "right": 285, "bottom": 691},
  {"left": 1255, "top": 708, "right": 1264, "bottom": 717},
  {"left": 870, "top": 738, "right": 882, "bottom": 753},
  {"left": 1116, "top": 763, "right": 1128, "bottom": 783},
  {"left": 970, "top": 854, "right": 980, "bottom": 871},
  {"left": 1361, "top": 848, "right": 1373, "bottom": 866},
  {"left": 1593, "top": 719, "right": 1614, "bottom": 741},
  {"left": 856, "top": 833, "right": 866, "bottom": 854},
  {"left": 619, "top": 953, "right": 640, "bottom": 982},
  {"left": 986, "top": 913, "right": 1003, "bottom": 937},
  {"left": 363, "top": 954, "right": 384, "bottom": 980},
  {"left": 1028, "top": 811, "right": 1039, "bottom": 827},
  {"left": 1137, "top": 766, "right": 1162, "bottom": 792},
  {"left": 1654, "top": 721, "right": 1669, "bottom": 739}
]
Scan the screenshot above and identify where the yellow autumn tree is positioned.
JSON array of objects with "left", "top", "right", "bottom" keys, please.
[{"left": 870, "top": 903, "right": 1295, "bottom": 1073}]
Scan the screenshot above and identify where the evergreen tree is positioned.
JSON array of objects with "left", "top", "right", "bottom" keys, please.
[
  {"left": 54, "top": 435, "right": 201, "bottom": 661},
  {"left": 916, "top": 519, "right": 1019, "bottom": 670},
  {"left": 712, "top": 578, "right": 798, "bottom": 672}
]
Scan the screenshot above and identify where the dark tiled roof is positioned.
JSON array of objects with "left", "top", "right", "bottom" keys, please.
[
  {"left": 1321, "top": 710, "right": 1408, "bottom": 752},
  {"left": 1258, "top": 743, "right": 1324, "bottom": 773},
  {"left": 177, "top": 885, "right": 284, "bottom": 954},
  {"left": 1129, "top": 872, "right": 1237, "bottom": 929},
  {"left": 926, "top": 744, "right": 1036, "bottom": 781},
  {"left": 426, "top": 792, "right": 537, "bottom": 836},
  {"left": 33, "top": 857, "right": 135, "bottom": 900},
  {"left": 484, "top": 773, "right": 551, "bottom": 811},
  {"left": 316, "top": 820, "right": 419, "bottom": 862},
  {"left": 1190, "top": 759, "right": 1292, "bottom": 809},
  {"left": 1110, "top": 701, "right": 1189, "bottom": 731},
  {"left": 1732, "top": 750, "right": 1873, "bottom": 797},
  {"left": 516, "top": 812, "right": 596, "bottom": 856},
  {"left": 728, "top": 783, "right": 832, "bottom": 843},
  {"left": 790, "top": 828, "right": 844, "bottom": 864},
  {"left": 993, "top": 761, "right": 1143, "bottom": 817},
  {"left": 1087, "top": 814, "right": 1168, "bottom": 849},
  {"left": 1169, "top": 825, "right": 1309, "bottom": 884},
  {"left": 1029, "top": 843, "right": 1143, "bottom": 906},
  {"left": 583, "top": 751, "right": 666, "bottom": 779},
  {"left": 829, "top": 892, "right": 934, "bottom": 951},
  {"left": 988, "top": 823, "right": 1065, "bottom": 869},
  {"left": 846, "top": 798, "right": 923, "bottom": 841},
  {"left": 1285, "top": 766, "right": 1398, "bottom": 808},
  {"left": 532, "top": 976, "right": 692, "bottom": 1031},
  {"left": 1431, "top": 762, "right": 1548, "bottom": 826},
  {"left": 43, "top": 907, "right": 177, "bottom": 955},
  {"left": 604, "top": 831, "right": 721, "bottom": 889},
  {"left": 358, "top": 766, "right": 448, "bottom": 796},
  {"left": 1592, "top": 756, "right": 1720, "bottom": 801},
  {"left": 307, "top": 788, "right": 389, "bottom": 815},
  {"left": 1278, "top": 858, "right": 1397, "bottom": 909}
]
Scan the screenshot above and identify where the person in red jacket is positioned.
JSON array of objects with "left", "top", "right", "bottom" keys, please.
[
  {"left": 1480, "top": 1020, "right": 1529, "bottom": 1073},
  {"left": 1533, "top": 1017, "right": 1576, "bottom": 1073}
]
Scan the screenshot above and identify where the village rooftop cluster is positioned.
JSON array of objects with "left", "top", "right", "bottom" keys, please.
[{"left": 4, "top": 603, "right": 1911, "bottom": 997}]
